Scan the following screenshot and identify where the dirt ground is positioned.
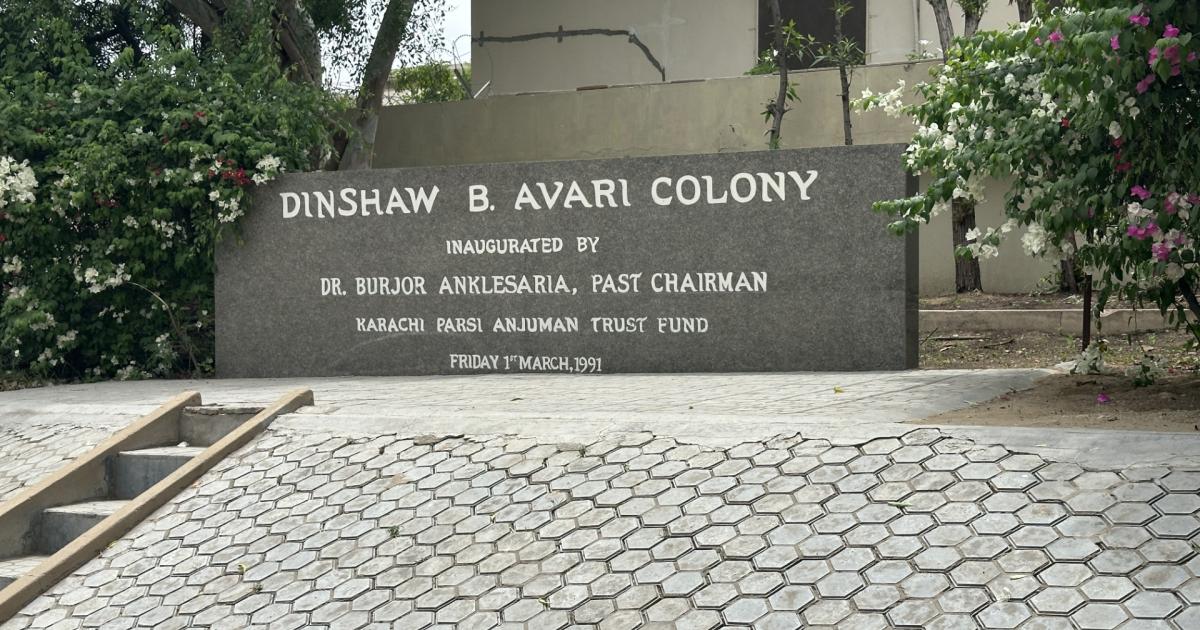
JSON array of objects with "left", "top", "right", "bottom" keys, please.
[
  {"left": 920, "top": 329, "right": 1200, "bottom": 371},
  {"left": 921, "top": 291, "right": 1137, "bottom": 310},
  {"left": 920, "top": 292, "right": 1199, "bottom": 432},
  {"left": 926, "top": 372, "right": 1200, "bottom": 433}
]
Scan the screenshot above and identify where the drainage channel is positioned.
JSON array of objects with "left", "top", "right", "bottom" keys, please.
[{"left": 0, "top": 389, "right": 312, "bottom": 621}]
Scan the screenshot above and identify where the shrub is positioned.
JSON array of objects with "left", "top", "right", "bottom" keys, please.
[
  {"left": 0, "top": 2, "right": 343, "bottom": 379},
  {"left": 858, "top": 1, "right": 1200, "bottom": 339}
]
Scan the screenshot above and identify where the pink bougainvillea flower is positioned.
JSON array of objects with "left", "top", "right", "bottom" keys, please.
[
  {"left": 1165, "top": 193, "right": 1180, "bottom": 214},
  {"left": 1131, "top": 185, "right": 1151, "bottom": 200},
  {"left": 1171, "top": 64, "right": 1182, "bottom": 76},
  {"left": 1035, "top": 36, "right": 1043, "bottom": 45},
  {"left": 1111, "top": 35, "right": 1120, "bottom": 50},
  {"left": 1190, "top": 52, "right": 1198, "bottom": 63},
  {"left": 1188, "top": 194, "right": 1200, "bottom": 205},
  {"left": 1152, "top": 242, "right": 1172, "bottom": 262},
  {"left": 1060, "top": 117, "right": 1071, "bottom": 128},
  {"left": 1127, "top": 221, "right": 1160, "bottom": 240},
  {"left": 1129, "top": 13, "right": 1149, "bottom": 27},
  {"left": 1136, "top": 74, "right": 1156, "bottom": 93},
  {"left": 1048, "top": 30, "right": 1063, "bottom": 44},
  {"left": 1165, "top": 45, "right": 1181, "bottom": 61},
  {"left": 1097, "top": 392, "right": 1112, "bottom": 404},
  {"left": 1149, "top": 48, "right": 1160, "bottom": 64},
  {"left": 1164, "top": 24, "right": 1181, "bottom": 38}
]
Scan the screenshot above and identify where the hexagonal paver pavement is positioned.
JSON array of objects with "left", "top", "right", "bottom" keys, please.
[
  {"left": 0, "top": 422, "right": 115, "bottom": 501},
  {"left": 2, "top": 427, "right": 1199, "bottom": 629}
]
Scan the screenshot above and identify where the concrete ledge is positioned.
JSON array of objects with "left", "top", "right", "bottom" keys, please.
[
  {"left": 0, "top": 388, "right": 314, "bottom": 623},
  {"left": 921, "top": 308, "right": 1173, "bottom": 335}
]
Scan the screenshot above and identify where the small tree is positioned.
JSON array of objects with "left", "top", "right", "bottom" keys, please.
[
  {"left": 859, "top": 0, "right": 1200, "bottom": 370},
  {"left": 812, "top": 0, "right": 866, "bottom": 145},
  {"left": 765, "top": 0, "right": 792, "bottom": 150}
]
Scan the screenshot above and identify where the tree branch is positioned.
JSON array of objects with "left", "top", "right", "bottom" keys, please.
[
  {"left": 112, "top": 5, "right": 146, "bottom": 64},
  {"left": 167, "top": 0, "right": 223, "bottom": 33},
  {"left": 274, "top": 0, "right": 322, "bottom": 84},
  {"left": 166, "top": 0, "right": 320, "bottom": 85}
]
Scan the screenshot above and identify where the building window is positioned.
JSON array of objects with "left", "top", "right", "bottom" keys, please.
[{"left": 758, "top": 0, "right": 867, "bottom": 69}]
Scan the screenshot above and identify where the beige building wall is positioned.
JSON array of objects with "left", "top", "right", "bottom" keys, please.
[
  {"left": 471, "top": 1, "right": 1024, "bottom": 95},
  {"left": 375, "top": 61, "right": 1055, "bottom": 296},
  {"left": 867, "top": 0, "right": 1022, "bottom": 64},
  {"left": 471, "top": 0, "right": 759, "bottom": 95}
]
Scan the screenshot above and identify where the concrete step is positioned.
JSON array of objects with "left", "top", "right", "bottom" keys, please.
[
  {"left": 112, "top": 446, "right": 205, "bottom": 500},
  {"left": 39, "top": 500, "right": 128, "bottom": 554},
  {"left": 0, "top": 555, "right": 49, "bottom": 588},
  {"left": 180, "top": 406, "right": 261, "bottom": 446}
]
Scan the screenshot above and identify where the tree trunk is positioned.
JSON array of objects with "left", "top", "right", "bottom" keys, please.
[
  {"left": 833, "top": 8, "right": 852, "bottom": 146},
  {"left": 951, "top": 199, "right": 983, "bottom": 293},
  {"left": 338, "top": 0, "right": 417, "bottom": 170},
  {"left": 1180, "top": 278, "right": 1200, "bottom": 323},
  {"left": 963, "top": 11, "right": 983, "bottom": 38},
  {"left": 838, "top": 65, "right": 852, "bottom": 145},
  {"left": 275, "top": 0, "right": 323, "bottom": 84},
  {"left": 1081, "top": 275, "right": 1093, "bottom": 350},
  {"left": 925, "top": 0, "right": 955, "bottom": 55},
  {"left": 766, "top": 0, "right": 789, "bottom": 150},
  {"left": 1059, "top": 259, "right": 1079, "bottom": 293},
  {"left": 167, "top": 0, "right": 322, "bottom": 85},
  {"left": 1013, "top": 0, "right": 1034, "bottom": 21}
]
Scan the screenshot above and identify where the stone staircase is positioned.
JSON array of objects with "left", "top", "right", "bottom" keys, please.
[{"left": 0, "top": 405, "right": 259, "bottom": 588}]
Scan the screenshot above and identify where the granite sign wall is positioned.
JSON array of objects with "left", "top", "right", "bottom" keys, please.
[{"left": 216, "top": 145, "right": 917, "bottom": 377}]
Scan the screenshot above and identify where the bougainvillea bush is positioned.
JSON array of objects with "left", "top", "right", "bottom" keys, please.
[
  {"left": 859, "top": 1, "right": 1200, "bottom": 346},
  {"left": 0, "top": 2, "right": 343, "bottom": 379}
]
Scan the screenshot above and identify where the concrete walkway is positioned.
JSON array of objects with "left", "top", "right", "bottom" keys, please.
[
  {"left": 1, "top": 370, "right": 1050, "bottom": 434},
  {"left": 0, "top": 370, "right": 1198, "bottom": 629}
]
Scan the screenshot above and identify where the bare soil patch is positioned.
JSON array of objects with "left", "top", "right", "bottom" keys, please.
[
  {"left": 921, "top": 291, "right": 1137, "bottom": 310},
  {"left": 926, "top": 372, "right": 1200, "bottom": 433},
  {"left": 920, "top": 329, "right": 1199, "bottom": 371},
  {"left": 919, "top": 294, "right": 1200, "bottom": 431}
]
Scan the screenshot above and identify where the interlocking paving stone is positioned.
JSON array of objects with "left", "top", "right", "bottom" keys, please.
[
  {"left": 1072, "top": 602, "right": 1131, "bottom": 629},
  {"left": 0, "top": 422, "right": 115, "bottom": 501},
  {"left": 3, "top": 426, "right": 1200, "bottom": 630}
]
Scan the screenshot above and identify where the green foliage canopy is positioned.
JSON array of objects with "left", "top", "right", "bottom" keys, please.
[
  {"left": 390, "top": 62, "right": 470, "bottom": 103},
  {"left": 0, "top": 0, "right": 343, "bottom": 379}
]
